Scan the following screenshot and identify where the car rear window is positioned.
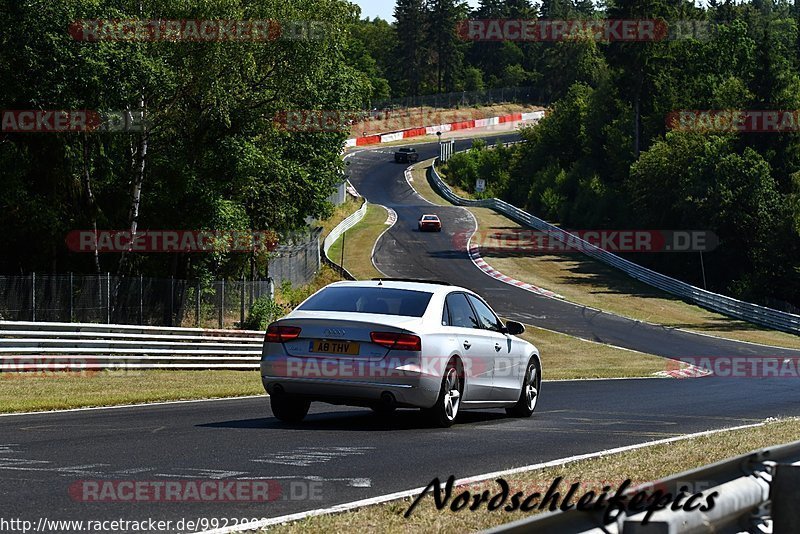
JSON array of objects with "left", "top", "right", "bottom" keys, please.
[{"left": 298, "top": 287, "right": 434, "bottom": 317}]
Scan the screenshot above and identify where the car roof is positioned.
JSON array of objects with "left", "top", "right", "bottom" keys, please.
[
  {"left": 422, "top": 214, "right": 440, "bottom": 219},
  {"left": 325, "top": 279, "right": 467, "bottom": 296}
]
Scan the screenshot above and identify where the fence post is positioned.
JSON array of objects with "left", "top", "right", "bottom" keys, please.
[
  {"left": 31, "top": 272, "right": 36, "bottom": 322},
  {"left": 69, "top": 272, "right": 74, "bottom": 322},
  {"left": 771, "top": 464, "right": 800, "bottom": 532},
  {"left": 248, "top": 275, "right": 254, "bottom": 312},
  {"left": 196, "top": 280, "right": 201, "bottom": 328},
  {"left": 138, "top": 275, "right": 143, "bottom": 325},
  {"left": 240, "top": 276, "right": 246, "bottom": 326},
  {"left": 106, "top": 272, "right": 110, "bottom": 324},
  {"left": 219, "top": 280, "right": 225, "bottom": 329},
  {"left": 170, "top": 276, "right": 175, "bottom": 327}
]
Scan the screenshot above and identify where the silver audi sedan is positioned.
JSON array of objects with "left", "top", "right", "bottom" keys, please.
[{"left": 261, "top": 279, "right": 541, "bottom": 427}]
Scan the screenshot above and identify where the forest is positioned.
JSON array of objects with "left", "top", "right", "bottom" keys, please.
[{"left": 2, "top": 0, "right": 799, "bottom": 309}]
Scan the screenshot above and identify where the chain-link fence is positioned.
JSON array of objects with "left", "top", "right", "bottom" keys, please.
[
  {"left": 268, "top": 229, "right": 322, "bottom": 289},
  {"left": 0, "top": 273, "right": 275, "bottom": 328},
  {"left": 0, "top": 230, "right": 322, "bottom": 328}
]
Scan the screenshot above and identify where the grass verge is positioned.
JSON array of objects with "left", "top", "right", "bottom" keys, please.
[
  {"left": 327, "top": 203, "right": 389, "bottom": 280},
  {"left": 518, "top": 324, "right": 666, "bottom": 380},
  {"left": 0, "top": 321, "right": 670, "bottom": 414},
  {"left": 319, "top": 196, "right": 362, "bottom": 240},
  {"left": 410, "top": 161, "right": 800, "bottom": 350},
  {"left": 0, "top": 322, "right": 667, "bottom": 414},
  {"left": 0, "top": 370, "right": 263, "bottom": 413},
  {"left": 262, "top": 417, "right": 800, "bottom": 534}
]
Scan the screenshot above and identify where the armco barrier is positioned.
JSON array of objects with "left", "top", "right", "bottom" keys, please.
[
  {"left": 429, "top": 162, "right": 800, "bottom": 335},
  {"left": 484, "top": 439, "right": 800, "bottom": 533},
  {"left": 322, "top": 199, "right": 369, "bottom": 280},
  {"left": 0, "top": 320, "right": 262, "bottom": 371}
]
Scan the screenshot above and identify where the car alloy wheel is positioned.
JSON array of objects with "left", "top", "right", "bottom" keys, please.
[
  {"left": 506, "top": 359, "right": 541, "bottom": 418},
  {"left": 425, "top": 360, "right": 463, "bottom": 427}
]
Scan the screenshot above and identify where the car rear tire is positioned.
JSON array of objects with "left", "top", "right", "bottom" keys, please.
[
  {"left": 270, "top": 395, "right": 311, "bottom": 423},
  {"left": 506, "top": 358, "right": 541, "bottom": 418},
  {"left": 423, "top": 359, "right": 463, "bottom": 427}
]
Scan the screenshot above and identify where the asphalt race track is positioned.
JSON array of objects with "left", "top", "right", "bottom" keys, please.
[
  {"left": 2, "top": 134, "right": 799, "bottom": 532},
  {"left": 348, "top": 135, "right": 800, "bottom": 360},
  {"left": 3, "top": 378, "right": 800, "bottom": 529}
]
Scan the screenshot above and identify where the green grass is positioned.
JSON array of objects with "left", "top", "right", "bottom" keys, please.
[
  {"left": 327, "top": 203, "right": 389, "bottom": 280},
  {"left": 319, "top": 196, "right": 362, "bottom": 240},
  {"left": 0, "top": 323, "right": 671, "bottom": 414},
  {"left": 0, "top": 323, "right": 670, "bottom": 414},
  {"left": 263, "top": 417, "right": 800, "bottom": 534},
  {"left": 411, "top": 161, "right": 800, "bottom": 350},
  {"left": 0, "top": 370, "right": 264, "bottom": 413},
  {"left": 518, "top": 324, "right": 667, "bottom": 380}
]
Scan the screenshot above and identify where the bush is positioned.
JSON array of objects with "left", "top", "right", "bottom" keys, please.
[{"left": 242, "top": 296, "right": 284, "bottom": 330}]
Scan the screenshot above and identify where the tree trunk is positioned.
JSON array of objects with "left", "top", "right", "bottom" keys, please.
[
  {"left": 633, "top": 72, "right": 643, "bottom": 158},
  {"left": 81, "top": 136, "right": 101, "bottom": 274}
]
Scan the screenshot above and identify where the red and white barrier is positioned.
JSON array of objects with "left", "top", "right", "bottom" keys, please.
[{"left": 346, "top": 111, "right": 544, "bottom": 148}]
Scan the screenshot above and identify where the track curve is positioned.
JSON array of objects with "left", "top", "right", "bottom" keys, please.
[
  {"left": 2, "top": 134, "right": 799, "bottom": 532},
  {"left": 347, "top": 135, "right": 800, "bottom": 359}
]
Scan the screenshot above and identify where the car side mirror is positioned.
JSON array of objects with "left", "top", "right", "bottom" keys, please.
[{"left": 504, "top": 321, "right": 525, "bottom": 336}]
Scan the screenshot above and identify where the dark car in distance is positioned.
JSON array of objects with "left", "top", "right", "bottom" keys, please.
[{"left": 394, "top": 147, "right": 419, "bottom": 163}]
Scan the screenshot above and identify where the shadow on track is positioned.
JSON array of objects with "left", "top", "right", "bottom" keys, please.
[{"left": 198, "top": 408, "right": 512, "bottom": 432}]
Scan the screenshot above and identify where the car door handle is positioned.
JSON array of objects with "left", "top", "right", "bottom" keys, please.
[
  {"left": 495, "top": 343, "right": 502, "bottom": 352},
  {"left": 463, "top": 341, "right": 471, "bottom": 350}
]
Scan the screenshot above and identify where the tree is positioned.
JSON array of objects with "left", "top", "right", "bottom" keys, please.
[
  {"left": 393, "top": 0, "right": 429, "bottom": 96},
  {"left": 427, "top": 0, "right": 469, "bottom": 93}
]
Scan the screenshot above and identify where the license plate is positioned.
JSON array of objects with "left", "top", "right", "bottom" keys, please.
[{"left": 310, "top": 340, "right": 360, "bottom": 355}]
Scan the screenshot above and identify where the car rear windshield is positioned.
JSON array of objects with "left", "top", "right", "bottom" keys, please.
[
  {"left": 423, "top": 216, "right": 438, "bottom": 220},
  {"left": 298, "top": 287, "right": 433, "bottom": 317}
]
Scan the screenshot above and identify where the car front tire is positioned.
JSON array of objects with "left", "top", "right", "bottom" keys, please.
[
  {"left": 270, "top": 395, "right": 311, "bottom": 423},
  {"left": 506, "top": 358, "right": 541, "bottom": 418},
  {"left": 423, "top": 359, "right": 463, "bottom": 427}
]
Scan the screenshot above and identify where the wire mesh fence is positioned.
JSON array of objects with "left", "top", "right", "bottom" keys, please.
[
  {"left": 0, "top": 273, "right": 277, "bottom": 328},
  {"left": 268, "top": 231, "right": 322, "bottom": 289},
  {"left": 0, "top": 228, "right": 323, "bottom": 328}
]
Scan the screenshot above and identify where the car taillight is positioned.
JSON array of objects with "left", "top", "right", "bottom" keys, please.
[
  {"left": 370, "top": 332, "right": 422, "bottom": 351},
  {"left": 265, "top": 324, "right": 302, "bottom": 343}
]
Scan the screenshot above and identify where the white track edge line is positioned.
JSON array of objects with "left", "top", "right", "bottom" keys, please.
[
  {"left": 371, "top": 204, "right": 396, "bottom": 278},
  {"left": 201, "top": 420, "right": 769, "bottom": 534}
]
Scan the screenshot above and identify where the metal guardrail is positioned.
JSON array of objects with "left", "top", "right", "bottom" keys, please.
[
  {"left": 322, "top": 198, "right": 369, "bottom": 281},
  {"left": 0, "top": 321, "right": 262, "bottom": 371},
  {"left": 429, "top": 163, "right": 800, "bottom": 335},
  {"left": 484, "top": 439, "right": 800, "bottom": 533}
]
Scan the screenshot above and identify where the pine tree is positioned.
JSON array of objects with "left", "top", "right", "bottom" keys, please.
[
  {"left": 428, "top": 0, "right": 469, "bottom": 93},
  {"left": 393, "top": 0, "right": 429, "bottom": 96}
]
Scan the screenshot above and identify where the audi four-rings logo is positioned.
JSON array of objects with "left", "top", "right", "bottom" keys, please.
[{"left": 324, "top": 328, "right": 347, "bottom": 338}]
